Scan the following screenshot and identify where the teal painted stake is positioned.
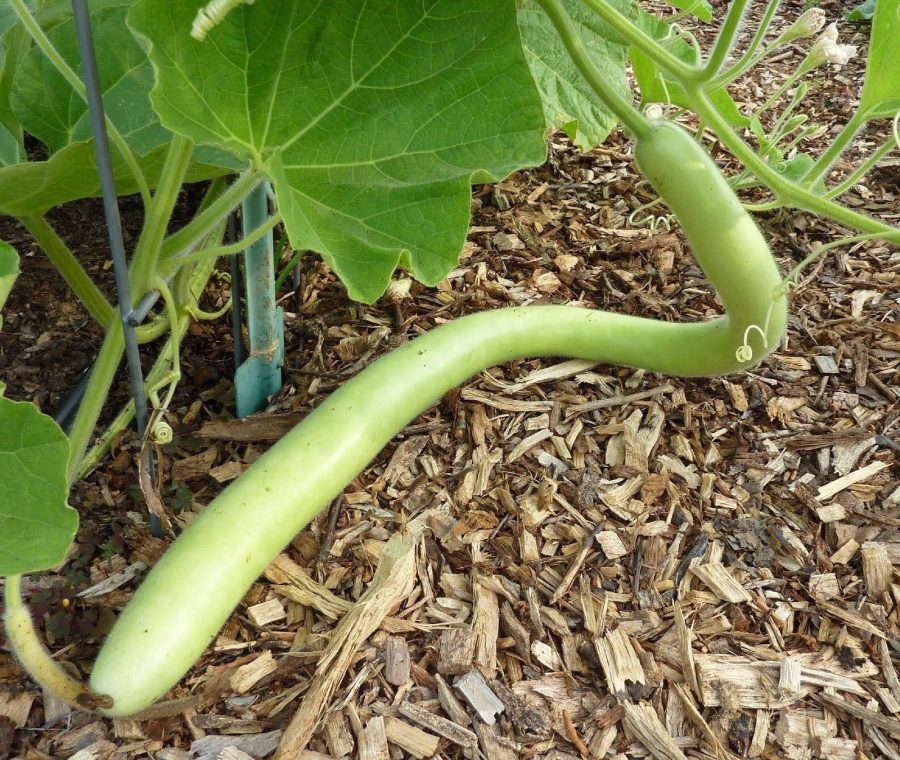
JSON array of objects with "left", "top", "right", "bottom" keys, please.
[{"left": 235, "top": 181, "right": 284, "bottom": 417}]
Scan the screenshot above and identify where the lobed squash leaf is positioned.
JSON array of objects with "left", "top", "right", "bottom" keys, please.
[{"left": 128, "top": 0, "right": 548, "bottom": 303}]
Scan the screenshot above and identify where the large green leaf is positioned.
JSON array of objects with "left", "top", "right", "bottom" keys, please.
[
  {"left": 0, "top": 9, "right": 31, "bottom": 141},
  {"left": 0, "top": 139, "right": 237, "bottom": 218},
  {"left": 12, "top": 5, "right": 169, "bottom": 155},
  {"left": 859, "top": 0, "right": 900, "bottom": 118},
  {"left": 0, "top": 123, "right": 21, "bottom": 166},
  {"left": 0, "top": 395, "right": 78, "bottom": 576},
  {"left": 518, "top": 0, "right": 630, "bottom": 150},
  {"left": 129, "top": 0, "right": 547, "bottom": 303}
]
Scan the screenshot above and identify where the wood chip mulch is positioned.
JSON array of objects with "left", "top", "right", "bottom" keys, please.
[{"left": 1, "top": 3, "right": 898, "bottom": 759}]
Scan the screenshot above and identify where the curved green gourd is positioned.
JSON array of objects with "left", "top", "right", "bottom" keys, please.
[{"left": 47, "top": 122, "right": 787, "bottom": 715}]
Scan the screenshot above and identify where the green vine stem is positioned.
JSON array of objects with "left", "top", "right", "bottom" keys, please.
[
  {"left": 150, "top": 277, "right": 181, "bottom": 414},
  {"left": 825, "top": 139, "right": 896, "bottom": 200},
  {"left": 688, "top": 89, "right": 900, "bottom": 242},
  {"left": 19, "top": 215, "right": 114, "bottom": 327},
  {"left": 782, "top": 232, "right": 892, "bottom": 291},
  {"left": 129, "top": 136, "right": 195, "bottom": 294},
  {"left": 577, "top": 0, "right": 697, "bottom": 81},
  {"left": 802, "top": 110, "right": 868, "bottom": 188},
  {"left": 160, "top": 171, "right": 262, "bottom": 260},
  {"left": 2, "top": 575, "right": 105, "bottom": 710},
  {"left": 712, "top": 0, "right": 781, "bottom": 87},
  {"left": 66, "top": 322, "right": 124, "bottom": 483},
  {"left": 8, "top": 0, "right": 151, "bottom": 207},
  {"left": 77, "top": 243, "right": 225, "bottom": 479},
  {"left": 700, "top": 0, "right": 750, "bottom": 80},
  {"left": 538, "top": 0, "right": 650, "bottom": 138},
  {"left": 164, "top": 212, "right": 282, "bottom": 270},
  {"left": 65, "top": 137, "right": 194, "bottom": 481}
]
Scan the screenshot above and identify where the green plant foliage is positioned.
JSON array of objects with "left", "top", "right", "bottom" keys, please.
[
  {"left": 630, "top": 17, "right": 747, "bottom": 126},
  {"left": 518, "top": 0, "right": 630, "bottom": 150},
  {"left": 12, "top": 6, "right": 168, "bottom": 155},
  {"left": 129, "top": 0, "right": 548, "bottom": 303},
  {"left": 0, "top": 241, "right": 18, "bottom": 321},
  {"left": 0, "top": 123, "right": 21, "bottom": 166},
  {"left": 0, "top": 140, "right": 234, "bottom": 217},
  {"left": 0, "top": 11, "right": 31, "bottom": 140},
  {"left": 858, "top": 0, "right": 899, "bottom": 118},
  {"left": 846, "top": 0, "right": 876, "bottom": 21},
  {"left": 664, "top": 0, "right": 712, "bottom": 22},
  {"left": 0, "top": 395, "right": 78, "bottom": 575}
]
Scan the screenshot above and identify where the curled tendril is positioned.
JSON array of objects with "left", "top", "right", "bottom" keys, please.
[
  {"left": 645, "top": 103, "right": 665, "bottom": 120},
  {"left": 628, "top": 186, "right": 671, "bottom": 234},
  {"left": 892, "top": 109, "right": 900, "bottom": 149},
  {"left": 735, "top": 300, "right": 777, "bottom": 363},
  {"left": 151, "top": 419, "right": 174, "bottom": 445},
  {"left": 664, "top": 23, "right": 703, "bottom": 57}
]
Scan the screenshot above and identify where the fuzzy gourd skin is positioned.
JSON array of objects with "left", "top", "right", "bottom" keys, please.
[{"left": 84, "top": 121, "right": 786, "bottom": 715}]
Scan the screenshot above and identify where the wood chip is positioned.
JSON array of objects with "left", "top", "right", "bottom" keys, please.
[
  {"left": 360, "top": 717, "right": 389, "bottom": 760},
  {"left": 820, "top": 693, "right": 900, "bottom": 737},
  {"left": 816, "top": 460, "right": 889, "bottom": 501},
  {"left": 383, "top": 717, "right": 440, "bottom": 759},
  {"left": 276, "top": 522, "right": 426, "bottom": 757},
  {"left": 384, "top": 635, "right": 410, "bottom": 686},
  {"left": 230, "top": 651, "right": 278, "bottom": 694},
  {"left": 199, "top": 414, "right": 303, "bottom": 441},
  {"left": 171, "top": 447, "right": 218, "bottom": 480},
  {"left": 622, "top": 702, "right": 687, "bottom": 760},
  {"left": 690, "top": 560, "right": 751, "bottom": 603},
  {"left": 247, "top": 598, "right": 286, "bottom": 627},
  {"left": 454, "top": 670, "right": 505, "bottom": 725},
  {"left": 594, "top": 628, "right": 646, "bottom": 700},
  {"left": 438, "top": 628, "right": 477, "bottom": 675},
  {"left": 861, "top": 542, "right": 892, "bottom": 595},
  {"left": 398, "top": 701, "right": 477, "bottom": 748},
  {"left": 473, "top": 578, "right": 499, "bottom": 677}
]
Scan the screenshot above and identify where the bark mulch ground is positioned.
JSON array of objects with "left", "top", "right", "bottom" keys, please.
[{"left": 0, "top": 2, "right": 898, "bottom": 758}]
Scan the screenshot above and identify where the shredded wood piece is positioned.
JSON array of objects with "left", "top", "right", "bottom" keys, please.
[
  {"left": 229, "top": 651, "right": 277, "bottom": 694},
  {"left": 861, "top": 542, "right": 892, "bottom": 595},
  {"left": 438, "top": 628, "right": 477, "bottom": 675},
  {"left": 360, "top": 716, "right": 389, "bottom": 760},
  {"left": 383, "top": 635, "right": 410, "bottom": 686},
  {"left": 473, "top": 577, "right": 499, "bottom": 677},
  {"left": 275, "top": 523, "right": 425, "bottom": 758},
  {"left": 266, "top": 554, "right": 417, "bottom": 633},
  {"left": 816, "top": 460, "right": 889, "bottom": 500},
  {"left": 695, "top": 654, "right": 866, "bottom": 708},
  {"left": 690, "top": 561, "right": 751, "bottom": 603},
  {"left": 383, "top": 716, "right": 440, "bottom": 759},
  {"left": 673, "top": 605, "right": 699, "bottom": 699},
  {"left": 322, "top": 710, "right": 354, "bottom": 758},
  {"left": 454, "top": 670, "right": 505, "bottom": 725},
  {"left": 398, "top": 701, "right": 477, "bottom": 748},
  {"left": 566, "top": 384, "right": 675, "bottom": 415},
  {"left": 749, "top": 710, "right": 769, "bottom": 757},
  {"left": 622, "top": 702, "right": 688, "bottom": 760},
  {"left": 820, "top": 693, "right": 900, "bottom": 737},
  {"left": 594, "top": 628, "right": 646, "bottom": 700},
  {"left": 247, "top": 598, "right": 286, "bottom": 627}
]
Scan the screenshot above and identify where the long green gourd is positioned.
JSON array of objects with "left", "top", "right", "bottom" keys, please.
[{"left": 5, "top": 122, "right": 787, "bottom": 715}]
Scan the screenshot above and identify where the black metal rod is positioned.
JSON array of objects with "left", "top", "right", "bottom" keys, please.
[
  {"left": 71, "top": 0, "right": 149, "bottom": 438},
  {"left": 72, "top": 1, "right": 160, "bottom": 538},
  {"left": 54, "top": 365, "right": 93, "bottom": 432},
  {"left": 228, "top": 213, "right": 245, "bottom": 369},
  {"left": 128, "top": 289, "right": 161, "bottom": 327}
]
